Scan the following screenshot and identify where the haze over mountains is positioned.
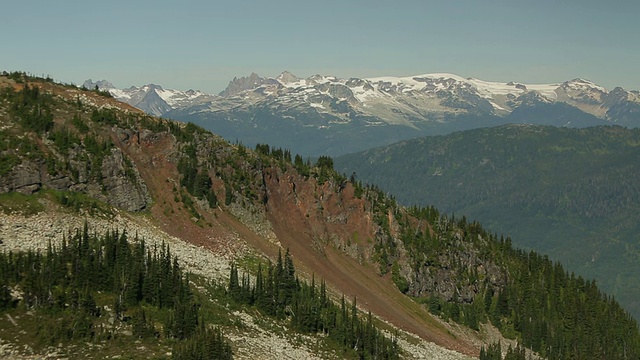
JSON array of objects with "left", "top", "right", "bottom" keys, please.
[{"left": 90, "top": 72, "right": 640, "bottom": 156}]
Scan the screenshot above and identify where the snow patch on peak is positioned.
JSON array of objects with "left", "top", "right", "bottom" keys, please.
[
  {"left": 563, "top": 78, "right": 607, "bottom": 93},
  {"left": 307, "top": 74, "right": 336, "bottom": 85},
  {"left": 361, "top": 74, "right": 559, "bottom": 101},
  {"left": 467, "top": 78, "right": 559, "bottom": 100},
  {"left": 413, "top": 73, "right": 469, "bottom": 82},
  {"left": 141, "top": 84, "right": 164, "bottom": 92},
  {"left": 108, "top": 88, "right": 131, "bottom": 100},
  {"left": 277, "top": 71, "right": 300, "bottom": 84}
]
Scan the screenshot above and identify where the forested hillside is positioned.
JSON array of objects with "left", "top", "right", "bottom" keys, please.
[
  {"left": 1, "top": 72, "right": 640, "bottom": 359},
  {"left": 0, "top": 225, "right": 232, "bottom": 359},
  {"left": 335, "top": 124, "right": 640, "bottom": 321}
]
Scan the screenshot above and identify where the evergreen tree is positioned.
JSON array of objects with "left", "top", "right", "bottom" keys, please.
[{"left": 228, "top": 255, "right": 400, "bottom": 359}]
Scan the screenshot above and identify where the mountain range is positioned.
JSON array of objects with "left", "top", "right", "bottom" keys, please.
[
  {"left": 4, "top": 71, "right": 640, "bottom": 359},
  {"left": 82, "top": 79, "right": 216, "bottom": 117},
  {"left": 91, "top": 72, "right": 640, "bottom": 156}
]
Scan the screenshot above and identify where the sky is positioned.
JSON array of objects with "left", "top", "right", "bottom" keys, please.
[{"left": 1, "top": 0, "right": 639, "bottom": 94}]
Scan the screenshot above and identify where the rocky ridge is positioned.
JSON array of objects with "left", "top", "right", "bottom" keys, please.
[
  {"left": 97, "top": 72, "right": 640, "bottom": 128},
  {"left": 91, "top": 81, "right": 217, "bottom": 117}
]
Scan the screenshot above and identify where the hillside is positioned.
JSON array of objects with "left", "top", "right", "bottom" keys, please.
[
  {"left": 334, "top": 124, "right": 640, "bottom": 320},
  {"left": 1, "top": 72, "right": 639, "bottom": 359}
]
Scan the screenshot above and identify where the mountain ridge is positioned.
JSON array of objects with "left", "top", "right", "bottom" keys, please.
[
  {"left": 96, "top": 71, "right": 640, "bottom": 121},
  {"left": 92, "top": 71, "right": 639, "bottom": 156}
]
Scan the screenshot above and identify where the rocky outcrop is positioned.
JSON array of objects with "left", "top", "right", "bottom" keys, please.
[
  {"left": 408, "top": 251, "right": 506, "bottom": 303},
  {"left": 219, "top": 72, "right": 268, "bottom": 97},
  {"left": 2, "top": 161, "right": 43, "bottom": 194},
  {"left": 82, "top": 79, "right": 115, "bottom": 90},
  {"left": 0, "top": 146, "right": 151, "bottom": 212},
  {"left": 98, "top": 147, "right": 150, "bottom": 211}
]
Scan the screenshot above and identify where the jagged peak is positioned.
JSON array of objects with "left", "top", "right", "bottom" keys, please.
[
  {"left": 276, "top": 71, "right": 300, "bottom": 84},
  {"left": 82, "top": 79, "right": 115, "bottom": 90},
  {"left": 561, "top": 78, "right": 607, "bottom": 92},
  {"left": 219, "top": 72, "right": 266, "bottom": 97}
]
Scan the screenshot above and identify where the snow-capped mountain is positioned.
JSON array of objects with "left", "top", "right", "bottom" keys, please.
[
  {"left": 161, "top": 72, "right": 639, "bottom": 155},
  {"left": 84, "top": 80, "right": 217, "bottom": 116},
  {"left": 211, "top": 72, "right": 639, "bottom": 122},
  {"left": 91, "top": 72, "right": 640, "bottom": 156}
]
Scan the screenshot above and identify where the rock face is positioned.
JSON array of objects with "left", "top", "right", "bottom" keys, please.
[
  {"left": 259, "top": 164, "right": 505, "bottom": 306},
  {"left": 219, "top": 72, "right": 271, "bottom": 97},
  {"left": 5, "top": 162, "right": 43, "bottom": 194},
  {"left": 95, "top": 148, "right": 151, "bottom": 211},
  {"left": 82, "top": 79, "right": 115, "bottom": 90},
  {"left": 408, "top": 243, "right": 507, "bottom": 302},
  {"left": 0, "top": 147, "right": 151, "bottom": 212}
]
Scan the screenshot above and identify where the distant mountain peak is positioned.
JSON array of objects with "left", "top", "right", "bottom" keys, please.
[
  {"left": 142, "top": 83, "right": 164, "bottom": 92},
  {"left": 219, "top": 72, "right": 268, "bottom": 97},
  {"left": 562, "top": 78, "right": 607, "bottom": 92},
  {"left": 516, "top": 90, "right": 555, "bottom": 106},
  {"left": 82, "top": 79, "right": 115, "bottom": 90},
  {"left": 89, "top": 72, "right": 640, "bottom": 150},
  {"left": 87, "top": 79, "right": 216, "bottom": 117},
  {"left": 276, "top": 71, "right": 300, "bottom": 84}
]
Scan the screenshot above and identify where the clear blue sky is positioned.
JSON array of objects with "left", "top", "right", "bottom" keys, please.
[{"left": 1, "top": 0, "right": 638, "bottom": 93}]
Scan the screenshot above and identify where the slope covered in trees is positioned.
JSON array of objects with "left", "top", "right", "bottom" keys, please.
[
  {"left": 228, "top": 249, "right": 400, "bottom": 359},
  {"left": 0, "top": 224, "right": 232, "bottom": 359},
  {"left": 400, "top": 208, "right": 640, "bottom": 359},
  {"left": 335, "top": 124, "right": 640, "bottom": 320}
]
